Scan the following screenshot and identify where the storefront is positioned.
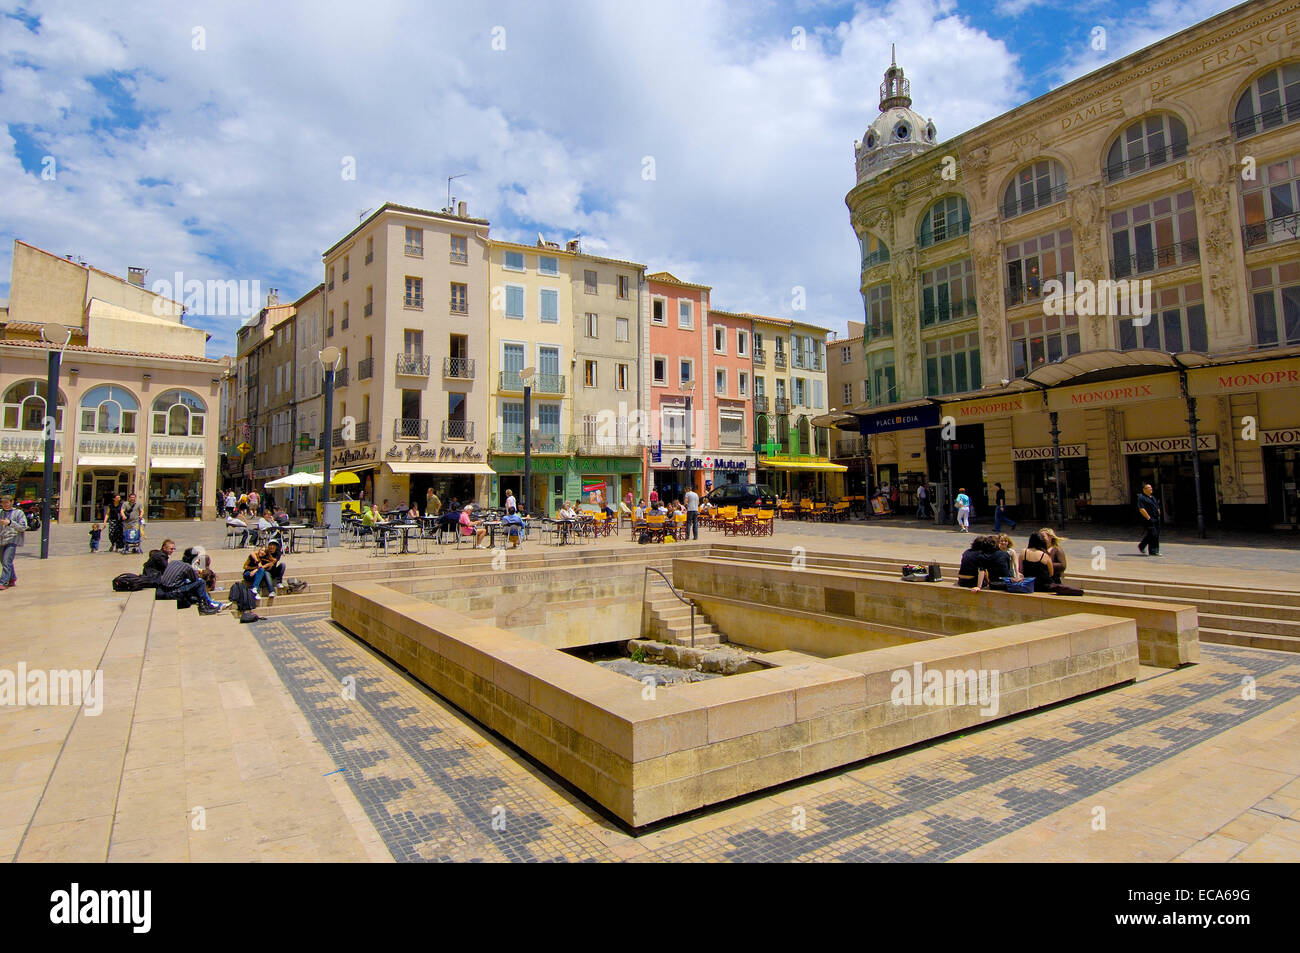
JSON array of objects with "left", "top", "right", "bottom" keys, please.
[
  {"left": 1123, "top": 435, "right": 1220, "bottom": 529},
  {"left": 76, "top": 436, "right": 139, "bottom": 523},
  {"left": 1263, "top": 429, "right": 1300, "bottom": 527},
  {"left": 756, "top": 455, "right": 848, "bottom": 500},
  {"left": 496, "top": 454, "right": 641, "bottom": 513},
  {"left": 0, "top": 431, "right": 61, "bottom": 512},
  {"left": 1012, "top": 444, "right": 1090, "bottom": 521},
  {"left": 150, "top": 438, "right": 208, "bottom": 520},
  {"left": 329, "top": 443, "right": 380, "bottom": 503}
]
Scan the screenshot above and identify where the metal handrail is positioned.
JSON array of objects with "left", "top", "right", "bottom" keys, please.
[{"left": 641, "top": 565, "right": 695, "bottom": 648}]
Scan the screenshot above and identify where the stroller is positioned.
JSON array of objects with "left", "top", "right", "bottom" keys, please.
[{"left": 122, "top": 526, "right": 143, "bottom": 555}]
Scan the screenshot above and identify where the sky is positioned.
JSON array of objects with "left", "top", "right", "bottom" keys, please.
[{"left": 0, "top": 0, "right": 1243, "bottom": 359}]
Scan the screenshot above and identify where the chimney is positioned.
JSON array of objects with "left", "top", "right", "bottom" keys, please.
[
  {"left": 127, "top": 266, "right": 147, "bottom": 287},
  {"left": 566, "top": 239, "right": 580, "bottom": 253},
  {"left": 267, "top": 288, "right": 279, "bottom": 306},
  {"left": 457, "top": 201, "right": 467, "bottom": 218}
]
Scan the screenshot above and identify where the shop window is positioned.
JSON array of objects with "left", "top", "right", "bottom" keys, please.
[
  {"left": 1004, "top": 229, "right": 1074, "bottom": 307},
  {"left": 79, "top": 385, "right": 138, "bottom": 435},
  {"left": 923, "top": 333, "right": 981, "bottom": 397},
  {"left": 2, "top": 380, "right": 64, "bottom": 431},
  {"left": 920, "top": 258, "right": 977, "bottom": 327},
  {"left": 151, "top": 389, "right": 207, "bottom": 437},
  {"left": 1116, "top": 283, "right": 1207, "bottom": 352},
  {"left": 1010, "top": 313, "right": 1081, "bottom": 378},
  {"left": 1250, "top": 261, "right": 1300, "bottom": 348}
]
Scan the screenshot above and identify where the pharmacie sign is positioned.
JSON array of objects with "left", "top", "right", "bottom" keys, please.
[
  {"left": 1011, "top": 444, "right": 1087, "bottom": 461},
  {"left": 1121, "top": 435, "right": 1218, "bottom": 454},
  {"left": 385, "top": 443, "right": 484, "bottom": 462}
]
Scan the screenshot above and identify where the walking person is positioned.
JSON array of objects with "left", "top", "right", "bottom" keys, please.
[
  {"left": 684, "top": 486, "right": 700, "bottom": 540},
  {"left": 1136, "top": 483, "right": 1162, "bottom": 557},
  {"left": 993, "top": 482, "right": 1016, "bottom": 533},
  {"left": 916, "top": 481, "right": 929, "bottom": 519},
  {"left": 0, "top": 495, "right": 28, "bottom": 590},
  {"left": 955, "top": 487, "right": 971, "bottom": 532},
  {"left": 426, "top": 487, "right": 441, "bottom": 518},
  {"left": 103, "top": 493, "right": 125, "bottom": 553},
  {"left": 225, "top": 489, "right": 237, "bottom": 518},
  {"left": 121, "top": 492, "right": 144, "bottom": 550}
]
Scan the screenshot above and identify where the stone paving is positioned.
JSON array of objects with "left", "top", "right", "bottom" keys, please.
[{"left": 1, "top": 517, "right": 1299, "bottom": 862}]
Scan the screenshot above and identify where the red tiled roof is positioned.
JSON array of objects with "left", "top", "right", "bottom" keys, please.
[{"left": 0, "top": 338, "right": 222, "bottom": 364}]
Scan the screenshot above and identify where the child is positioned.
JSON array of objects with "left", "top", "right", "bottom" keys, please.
[{"left": 89, "top": 524, "right": 102, "bottom": 552}]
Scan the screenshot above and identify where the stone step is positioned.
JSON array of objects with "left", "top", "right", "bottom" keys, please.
[
  {"left": 1196, "top": 612, "right": 1300, "bottom": 637},
  {"left": 1198, "top": 627, "right": 1300, "bottom": 653}
]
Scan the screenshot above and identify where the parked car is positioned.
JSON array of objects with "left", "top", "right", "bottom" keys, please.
[{"left": 705, "top": 483, "right": 779, "bottom": 509}]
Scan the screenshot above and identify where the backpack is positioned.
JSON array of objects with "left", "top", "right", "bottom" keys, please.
[
  {"left": 112, "top": 572, "right": 155, "bottom": 592},
  {"left": 229, "top": 581, "right": 256, "bottom": 613},
  {"left": 239, "top": 611, "right": 261, "bottom": 623},
  {"left": 283, "top": 578, "right": 308, "bottom": 594}
]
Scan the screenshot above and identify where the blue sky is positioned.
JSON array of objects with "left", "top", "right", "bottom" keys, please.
[{"left": 0, "top": 0, "right": 1241, "bottom": 358}]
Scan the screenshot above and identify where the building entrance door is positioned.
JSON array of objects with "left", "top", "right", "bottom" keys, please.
[{"left": 1127, "top": 454, "right": 1219, "bottom": 528}]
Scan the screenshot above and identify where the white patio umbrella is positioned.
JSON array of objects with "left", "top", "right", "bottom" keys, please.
[{"left": 263, "top": 471, "right": 323, "bottom": 489}]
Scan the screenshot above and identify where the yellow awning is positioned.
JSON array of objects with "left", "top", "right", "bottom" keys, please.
[{"left": 758, "top": 457, "right": 848, "bottom": 472}]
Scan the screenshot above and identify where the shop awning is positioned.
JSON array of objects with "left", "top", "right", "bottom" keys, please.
[
  {"left": 386, "top": 461, "right": 496, "bottom": 476},
  {"left": 759, "top": 457, "right": 849, "bottom": 472},
  {"left": 78, "top": 455, "right": 136, "bottom": 467},
  {"left": 150, "top": 457, "right": 205, "bottom": 469}
]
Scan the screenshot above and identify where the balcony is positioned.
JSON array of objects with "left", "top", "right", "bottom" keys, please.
[
  {"left": 357, "top": 357, "right": 373, "bottom": 381},
  {"left": 404, "top": 294, "right": 423, "bottom": 309},
  {"left": 1234, "top": 101, "right": 1300, "bottom": 139},
  {"left": 332, "top": 367, "right": 349, "bottom": 388},
  {"left": 918, "top": 217, "right": 971, "bottom": 249},
  {"left": 1005, "top": 273, "right": 1067, "bottom": 308},
  {"left": 396, "top": 353, "right": 431, "bottom": 376},
  {"left": 862, "top": 249, "right": 891, "bottom": 269},
  {"left": 754, "top": 395, "right": 769, "bottom": 413},
  {"left": 354, "top": 420, "right": 370, "bottom": 443},
  {"left": 394, "top": 418, "right": 429, "bottom": 441},
  {"left": 1104, "top": 142, "right": 1189, "bottom": 183},
  {"left": 754, "top": 348, "right": 767, "bottom": 366},
  {"left": 921, "top": 297, "right": 979, "bottom": 328},
  {"left": 444, "top": 356, "right": 475, "bottom": 379},
  {"left": 319, "top": 420, "right": 367, "bottom": 448},
  {"left": 442, "top": 419, "right": 474, "bottom": 441},
  {"left": 450, "top": 248, "right": 468, "bottom": 264},
  {"left": 405, "top": 243, "right": 423, "bottom": 258},
  {"left": 774, "top": 398, "right": 790, "bottom": 414},
  {"left": 575, "top": 434, "right": 640, "bottom": 456},
  {"left": 719, "top": 433, "right": 747, "bottom": 448},
  {"left": 342, "top": 270, "right": 349, "bottom": 282},
  {"left": 490, "top": 432, "right": 575, "bottom": 454},
  {"left": 774, "top": 353, "right": 787, "bottom": 369},
  {"left": 499, "top": 371, "right": 565, "bottom": 394},
  {"left": 1243, "top": 212, "right": 1300, "bottom": 249},
  {"left": 341, "top": 316, "right": 349, "bottom": 331},
  {"left": 364, "top": 252, "right": 373, "bottom": 265},
  {"left": 363, "top": 302, "right": 372, "bottom": 317},
  {"left": 449, "top": 295, "right": 468, "bottom": 315},
  {"left": 1110, "top": 240, "right": 1199, "bottom": 279},
  {"left": 865, "top": 320, "right": 893, "bottom": 341},
  {"left": 1000, "top": 183, "right": 1068, "bottom": 220},
  {"left": 835, "top": 438, "right": 865, "bottom": 458}
]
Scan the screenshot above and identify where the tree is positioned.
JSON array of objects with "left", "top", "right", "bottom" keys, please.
[{"left": 0, "top": 453, "right": 38, "bottom": 492}]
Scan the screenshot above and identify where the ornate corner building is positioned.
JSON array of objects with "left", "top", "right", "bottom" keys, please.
[{"left": 839, "top": 0, "right": 1300, "bottom": 530}]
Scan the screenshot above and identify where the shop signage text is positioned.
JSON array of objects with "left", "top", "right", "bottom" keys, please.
[
  {"left": 669, "top": 457, "right": 749, "bottom": 470},
  {"left": 949, "top": 397, "right": 1027, "bottom": 419},
  {"left": 332, "top": 445, "right": 377, "bottom": 466},
  {"left": 1011, "top": 444, "right": 1088, "bottom": 461},
  {"left": 151, "top": 439, "right": 205, "bottom": 456},
  {"left": 494, "top": 456, "right": 641, "bottom": 474},
  {"left": 1263, "top": 429, "right": 1300, "bottom": 447},
  {"left": 0, "top": 435, "right": 60, "bottom": 455},
  {"left": 859, "top": 404, "right": 941, "bottom": 435},
  {"left": 254, "top": 466, "right": 289, "bottom": 480},
  {"left": 1201, "top": 19, "right": 1299, "bottom": 72},
  {"left": 385, "top": 443, "right": 484, "bottom": 462},
  {"left": 1122, "top": 435, "right": 1217, "bottom": 454},
  {"left": 1215, "top": 368, "right": 1300, "bottom": 389},
  {"left": 77, "top": 438, "right": 136, "bottom": 455}
]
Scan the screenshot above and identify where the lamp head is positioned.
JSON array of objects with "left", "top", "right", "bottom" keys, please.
[{"left": 319, "top": 345, "right": 341, "bottom": 368}]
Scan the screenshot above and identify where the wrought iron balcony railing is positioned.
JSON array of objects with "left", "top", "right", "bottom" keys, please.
[
  {"left": 753, "top": 348, "right": 766, "bottom": 366},
  {"left": 921, "top": 296, "right": 979, "bottom": 328},
  {"left": 332, "top": 366, "right": 349, "bottom": 388},
  {"left": 1110, "top": 240, "right": 1199, "bottom": 279},
  {"left": 1233, "top": 101, "right": 1300, "bottom": 139},
  {"left": 442, "top": 419, "right": 474, "bottom": 441},
  {"left": 862, "top": 249, "right": 891, "bottom": 269},
  {"left": 394, "top": 417, "right": 428, "bottom": 441},
  {"left": 490, "top": 432, "right": 575, "bottom": 454},
  {"left": 1104, "top": 142, "right": 1189, "bottom": 183},
  {"left": 364, "top": 251, "right": 373, "bottom": 265},
  {"left": 774, "top": 397, "right": 790, "bottom": 414},
  {"left": 1243, "top": 212, "right": 1300, "bottom": 249},
  {"left": 774, "top": 352, "right": 787, "bottom": 369},
  {"left": 754, "top": 395, "right": 769, "bottom": 413},
  {"left": 918, "top": 217, "right": 971, "bottom": 248},
  {"left": 357, "top": 357, "right": 373, "bottom": 381},
  {"left": 1000, "top": 182, "right": 1068, "bottom": 220},
  {"left": 395, "top": 354, "right": 431, "bottom": 376},
  {"left": 404, "top": 294, "right": 423, "bottom": 309},
  {"left": 443, "top": 356, "right": 474, "bottom": 379},
  {"left": 405, "top": 243, "right": 423, "bottom": 257},
  {"left": 363, "top": 302, "right": 372, "bottom": 317},
  {"left": 1004, "top": 273, "right": 1068, "bottom": 308},
  {"left": 449, "top": 294, "right": 468, "bottom": 315},
  {"left": 499, "top": 371, "right": 565, "bottom": 393}
]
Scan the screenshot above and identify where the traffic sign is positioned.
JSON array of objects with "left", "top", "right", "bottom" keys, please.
[{"left": 237, "top": 442, "right": 252, "bottom": 455}]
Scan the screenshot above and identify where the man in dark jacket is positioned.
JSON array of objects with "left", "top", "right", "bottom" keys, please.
[
  {"left": 154, "top": 543, "right": 226, "bottom": 613},
  {"left": 142, "top": 539, "right": 176, "bottom": 580},
  {"left": 1136, "top": 483, "right": 1162, "bottom": 557}
]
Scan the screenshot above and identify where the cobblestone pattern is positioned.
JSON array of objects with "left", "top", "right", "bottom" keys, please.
[{"left": 259, "top": 614, "right": 1300, "bottom": 862}]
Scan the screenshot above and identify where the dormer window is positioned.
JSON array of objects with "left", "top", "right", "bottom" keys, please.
[
  {"left": 866, "top": 133, "right": 876, "bottom": 149},
  {"left": 895, "top": 122, "right": 910, "bottom": 140}
]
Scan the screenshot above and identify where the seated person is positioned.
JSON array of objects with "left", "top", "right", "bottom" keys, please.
[
  {"left": 459, "top": 504, "right": 487, "bottom": 548},
  {"left": 256, "top": 508, "right": 279, "bottom": 540},
  {"left": 956, "top": 535, "right": 998, "bottom": 589},
  {"left": 984, "top": 534, "right": 1020, "bottom": 589},
  {"left": 142, "top": 538, "right": 177, "bottom": 580},
  {"left": 225, "top": 512, "right": 250, "bottom": 546},
  {"left": 274, "top": 506, "right": 290, "bottom": 526},
  {"left": 182, "top": 546, "right": 218, "bottom": 592},
  {"left": 500, "top": 511, "right": 525, "bottom": 548},
  {"left": 242, "top": 542, "right": 282, "bottom": 598},
  {"left": 1038, "top": 528, "right": 1069, "bottom": 585},
  {"left": 1021, "top": 532, "right": 1085, "bottom": 595},
  {"left": 407, "top": 503, "right": 421, "bottom": 520},
  {"left": 156, "top": 554, "right": 226, "bottom": 613},
  {"left": 634, "top": 500, "right": 646, "bottom": 523},
  {"left": 559, "top": 501, "right": 578, "bottom": 521}
]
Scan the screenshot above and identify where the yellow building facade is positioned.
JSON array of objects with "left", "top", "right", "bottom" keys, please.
[{"left": 844, "top": 0, "right": 1300, "bottom": 529}]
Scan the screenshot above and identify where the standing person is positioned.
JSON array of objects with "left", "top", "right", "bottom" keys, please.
[
  {"left": 994, "top": 482, "right": 1016, "bottom": 532},
  {"left": 0, "top": 495, "right": 28, "bottom": 590},
  {"left": 225, "top": 489, "right": 237, "bottom": 517},
  {"left": 426, "top": 487, "right": 441, "bottom": 518},
  {"left": 916, "top": 480, "right": 929, "bottom": 519},
  {"left": 684, "top": 486, "right": 700, "bottom": 540},
  {"left": 104, "top": 493, "right": 125, "bottom": 553},
  {"left": 504, "top": 489, "right": 517, "bottom": 515},
  {"left": 121, "top": 492, "right": 144, "bottom": 544},
  {"left": 649, "top": 487, "right": 659, "bottom": 508},
  {"left": 248, "top": 489, "right": 260, "bottom": 515},
  {"left": 1136, "top": 483, "right": 1162, "bottom": 557},
  {"left": 954, "top": 487, "right": 971, "bottom": 532}
]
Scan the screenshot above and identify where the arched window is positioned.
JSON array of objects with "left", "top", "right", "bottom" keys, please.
[
  {"left": 1234, "top": 63, "right": 1300, "bottom": 138},
  {"left": 79, "top": 385, "right": 139, "bottom": 435},
  {"left": 918, "top": 196, "right": 970, "bottom": 248},
  {"left": 1002, "top": 159, "right": 1068, "bottom": 218},
  {"left": 151, "top": 389, "right": 206, "bottom": 437},
  {"left": 756, "top": 415, "right": 771, "bottom": 448},
  {"left": 861, "top": 233, "right": 891, "bottom": 269},
  {"left": 2, "top": 380, "right": 65, "bottom": 432},
  {"left": 796, "top": 416, "right": 812, "bottom": 454},
  {"left": 1104, "top": 114, "right": 1188, "bottom": 182}
]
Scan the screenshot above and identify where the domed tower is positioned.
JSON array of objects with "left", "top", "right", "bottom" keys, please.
[{"left": 854, "top": 47, "right": 938, "bottom": 184}]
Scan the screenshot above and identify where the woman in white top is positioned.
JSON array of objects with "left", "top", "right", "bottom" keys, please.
[{"left": 505, "top": 489, "right": 517, "bottom": 514}]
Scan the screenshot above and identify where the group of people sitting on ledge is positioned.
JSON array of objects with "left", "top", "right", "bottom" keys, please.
[
  {"left": 956, "top": 528, "right": 1084, "bottom": 595},
  {"left": 135, "top": 535, "right": 289, "bottom": 614}
]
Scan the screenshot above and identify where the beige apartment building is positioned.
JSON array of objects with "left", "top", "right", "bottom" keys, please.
[
  {"left": 236, "top": 295, "right": 298, "bottom": 504},
  {"left": 289, "top": 284, "right": 325, "bottom": 494},
  {"left": 322, "top": 202, "right": 493, "bottom": 510},
  {"left": 0, "top": 240, "right": 224, "bottom": 521},
  {"left": 842, "top": 0, "right": 1300, "bottom": 529}
]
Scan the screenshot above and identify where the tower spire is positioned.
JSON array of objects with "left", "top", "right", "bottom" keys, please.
[{"left": 879, "top": 45, "right": 912, "bottom": 111}]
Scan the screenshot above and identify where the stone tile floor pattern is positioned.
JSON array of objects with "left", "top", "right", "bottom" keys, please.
[{"left": 259, "top": 612, "right": 1300, "bottom": 862}]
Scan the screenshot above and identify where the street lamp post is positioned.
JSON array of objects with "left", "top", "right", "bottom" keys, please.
[
  {"left": 682, "top": 379, "right": 696, "bottom": 502},
  {"left": 39, "top": 323, "right": 72, "bottom": 559},
  {"left": 521, "top": 366, "right": 536, "bottom": 515},
  {"left": 319, "top": 346, "right": 341, "bottom": 545}
]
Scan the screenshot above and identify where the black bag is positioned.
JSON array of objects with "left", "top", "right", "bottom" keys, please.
[
  {"left": 926, "top": 563, "right": 942, "bottom": 582},
  {"left": 229, "top": 581, "right": 256, "bottom": 613},
  {"left": 239, "top": 611, "right": 261, "bottom": 623},
  {"left": 112, "top": 572, "right": 155, "bottom": 592}
]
